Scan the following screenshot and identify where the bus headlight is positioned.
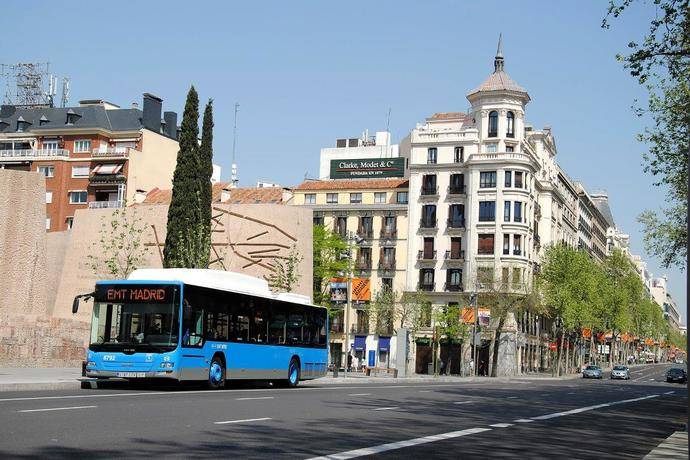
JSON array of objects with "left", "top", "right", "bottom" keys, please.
[
  {"left": 86, "top": 361, "right": 96, "bottom": 367},
  {"left": 160, "top": 362, "right": 175, "bottom": 369}
]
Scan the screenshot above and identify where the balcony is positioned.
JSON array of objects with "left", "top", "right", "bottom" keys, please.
[
  {"left": 444, "top": 250, "right": 465, "bottom": 261},
  {"left": 447, "top": 185, "right": 466, "bottom": 195},
  {"left": 0, "top": 148, "right": 69, "bottom": 159},
  {"left": 417, "top": 250, "right": 437, "bottom": 261},
  {"left": 444, "top": 282, "right": 463, "bottom": 292},
  {"left": 91, "top": 147, "right": 131, "bottom": 158},
  {"left": 329, "top": 323, "right": 345, "bottom": 334},
  {"left": 350, "top": 324, "right": 370, "bottom": 335},
  {"left": 380, "top": 228, "right": 397, "bottom": 240},
  {"left": 418, "top": 282, "right": 435, "bottom": 292},
  {"left": 447, "top": 218, "right": 466, "bottom": 230},
  {"left": 355, "top": 259, "right": 372, "bottom": 270},
  {"left": 419, "top": 219, "right": 437, "bottom": 231},
  {"left": 88, "top": 200, "right": 124, "bottom": 209},
  {"left": 420, "top": 186, "right": 439, "bottom": 196},
  {"left": 378, "top": 259, "right": 396, "bottom": 270},
  {"left": 357, "top": 228, "right": 374, "bottom": 239}
]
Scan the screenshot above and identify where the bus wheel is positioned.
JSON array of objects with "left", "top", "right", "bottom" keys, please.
[
  {"left": 287, "top": 357, "right": 300, "bottom": 388},
  {"left": 207, "top": 357, "right": 225, "bottom": 390}
]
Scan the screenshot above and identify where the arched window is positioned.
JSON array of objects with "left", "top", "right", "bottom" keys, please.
[
  {"left": 506, "top": 111, "right": 515, "bottom": 138},
  {"left": 488, "top": 111, "right": 498, "bottom": 137}
]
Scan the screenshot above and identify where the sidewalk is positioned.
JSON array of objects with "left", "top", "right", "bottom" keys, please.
[
  {"left": 0, "top": 368, "right": 83, "bottom": 392},
  {"left": 643, "top": 431, "right": 688, "bottom": 459},
  {"left": 0, "top": 367, "right": 584, "bottom": 392}
]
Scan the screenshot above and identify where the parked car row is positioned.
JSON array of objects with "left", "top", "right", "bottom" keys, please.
[{"left": 582, "top": 365, "right": 687, "bottom": 384}]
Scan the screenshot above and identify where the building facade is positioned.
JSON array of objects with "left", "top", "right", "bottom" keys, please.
[
  {"left": 292, "top": 176, "right": 409, "bottom": 370},
  {"left": 0, "top": 93, "right": 180, "bottom": 231},
  {"left": 402, "top": 38, "right": 578, "bottom": 376},
  {"left": 650, "top": 277, "right": 682, "bottom": 332}
]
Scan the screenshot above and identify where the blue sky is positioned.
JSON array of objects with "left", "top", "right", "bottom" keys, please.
[{"left": 3, "top": 1, "right": 685, "bottom": 323}]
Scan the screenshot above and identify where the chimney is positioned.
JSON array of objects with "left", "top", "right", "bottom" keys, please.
[
  {"left": 163, "top": 111, "right": 177, "bottom": 139},
  {"left": 142, "top": 93, "right": 163, "bottom": 133}
]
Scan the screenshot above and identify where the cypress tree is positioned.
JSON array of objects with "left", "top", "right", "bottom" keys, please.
[
  {"left": 163, "top": 86, "right": 202, "bottom": 268},
  {"left": 198, "top": 99, "right": 214, "bottom": 268}
]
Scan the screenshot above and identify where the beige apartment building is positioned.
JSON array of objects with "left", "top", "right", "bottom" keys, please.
[{"left": 292, "top": 177, "right": 409, "bottom": 370}]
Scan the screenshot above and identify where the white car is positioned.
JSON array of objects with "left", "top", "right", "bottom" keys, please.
[{"left": 610, "top": 365, "right": 630, "bottom": 380}]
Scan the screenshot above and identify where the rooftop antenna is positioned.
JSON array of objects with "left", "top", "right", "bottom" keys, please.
[
  {"left": 60, "top": 77, "right": 70, "bottom": 108},
  {"left": 231, "top": 102, "right": 239, "bottom": 188},
  {"left": 386, "top": 107, "right": 391, "bottom": 132}
]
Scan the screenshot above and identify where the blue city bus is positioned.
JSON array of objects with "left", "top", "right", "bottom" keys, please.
[{"left": 73, "top": 269, "right": 328, "bottom": 389}]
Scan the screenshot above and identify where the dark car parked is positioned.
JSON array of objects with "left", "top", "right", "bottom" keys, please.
[{"left": 666, "top": 368, "right": 687, "bottom": 384}]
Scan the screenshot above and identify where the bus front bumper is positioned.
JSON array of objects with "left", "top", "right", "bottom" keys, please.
[{"left": 85, "top": 369, "right": 181, "bottom": 380}]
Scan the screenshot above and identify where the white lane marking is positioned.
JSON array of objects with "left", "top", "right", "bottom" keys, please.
[
  {"left": 0, "top": 383, "right": 468, "bottom": 403},
  {"left": 453, "top": 401, "right": 474, "bottom": 405},
  {"left": 506, "top": 396, "right": 518, "bottom": 399},
  {"left": 490, "top": 423, "right": 514, "bottom": 428},
  {"left": 373, "top": 406, "right": 398, "bottom": 411},
  {"left": 214, "top": 417, "right": 272, "bottom": 425},
  {"left": 307, "top": 427, "right": 492, "bottom": 460},
  {"left": 531, "top": 394, "right": 659, "bottom": 421},
  {"left": 514, "top": 419, "right": 534, "bottom": 423},
  {"left": 649, "top": 379, "right": 655, "bottom": 381},
  {"left": 418, "top": 390, "right": 433, "bottom": 393},
  {"left": 235, "top": 396, "right": 274, "bottom": 401},
  {"left": 567, "top": 392, "right": 575, "bottom": 395},
  {"left": 663, "top": 391, "right": 675, "bottom": 395},
  {"left": 348, "top": 393, "right": 371, "bottom": 396},
  {"left": 18, "top": 405, "right": 97, "bottom": 413}
]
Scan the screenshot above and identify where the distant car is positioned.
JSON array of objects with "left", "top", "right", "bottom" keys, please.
[
  {"left": 610, "top": 365, "right": 630, "bottom": 380},
  {"left": 666, "top": 368, "right": 687, "bottom": 384},
  {"left": 675, "top": 358, "right": 684, "bottom": 364},
  {"left": 583, "top": 365, "right": 603, "bottom": 379}
]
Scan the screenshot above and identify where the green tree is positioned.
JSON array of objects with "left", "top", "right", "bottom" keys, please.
[
  {"left": 370, "top": 289, "right": 396, "bottom": 335},
  {"left": 312, "top": 224, "right": 348, "bottom": 306},
  {"left": 163, "top": 86, "right": 205, "bottom": 268},
  {"left": 399, "top": 290, "right": 431, "bottom": 333},
  {"left": 87, "top": 206, "right": 148, "bottom": 279},
  {"left": 603, "top": 0, "right": 690, "bottom": 269},
  {"left": 198, "top": 99, "right": 215, "bottom": 268},
  {"left": 433, "top": 303, "right": 468, "bottom": 375},
  {"left": 474, "top": 265, "right": 541, "bottom": 377},
  {"left": 539, "top": 245, "right": 598, "bottom": 375},
  {"left": 265, "top": 246, "right": 303, "bottom": 293}
]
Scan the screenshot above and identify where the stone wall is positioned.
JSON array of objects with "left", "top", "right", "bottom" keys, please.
[{"left": 0, "top": 170, "right": 87, "bottom": 366}]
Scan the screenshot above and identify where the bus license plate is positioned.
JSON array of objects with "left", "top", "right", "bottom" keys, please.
[{"left": 116, "top": 372, "right": 146, "bottom": 378}]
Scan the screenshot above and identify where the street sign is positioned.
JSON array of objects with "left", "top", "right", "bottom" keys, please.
[{"left": 330, "top": 158, "right": 405, "bottom": 179}]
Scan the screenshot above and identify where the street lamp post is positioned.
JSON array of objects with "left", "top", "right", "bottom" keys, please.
[
  {"left": 471, "top": 292, "right": 478, "bottom": 376},
  {"left": 342, "top": 235, "right": 354, "bottom": 379}
]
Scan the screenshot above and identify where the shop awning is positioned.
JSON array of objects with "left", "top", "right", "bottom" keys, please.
[
  {"left": 92, "top": 164, "right": 123, "bottom": 175},
  {"left": 378, "top": 336, "right": 391, "bottom": 353},
  {"left": 353, "top": 335, "right": 366, "bottom": 351}
]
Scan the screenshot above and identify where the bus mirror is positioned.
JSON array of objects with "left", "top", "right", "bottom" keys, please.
[{"left": 72, "top": 293, "right": 94, "bottom": 314}]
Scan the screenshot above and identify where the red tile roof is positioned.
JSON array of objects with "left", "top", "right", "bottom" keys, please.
[
  {"left": 141, "top": 183, "right": 285, "bottom": 205},
  {"left": 294, "top": 178, "right": 408, "bottom": 191},
  {"left": 428, "top": 112, "right": 471, "bottom": 121}
]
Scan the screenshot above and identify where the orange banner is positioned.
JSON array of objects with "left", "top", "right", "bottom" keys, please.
[
  {"left": 351, "top": 278, "right": 371, "bottom": 302},
  {"left": 582, "top": 328, "right": 592, "bottom": 338}
]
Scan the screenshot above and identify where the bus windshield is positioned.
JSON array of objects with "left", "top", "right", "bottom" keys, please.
[{"left": 89, "top": 284, "right": 180, "bottom": 353}]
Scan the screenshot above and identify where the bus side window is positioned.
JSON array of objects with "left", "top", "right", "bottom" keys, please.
[
  {"left": 182, "top": 292, "right": 205, "bottom": 347},
  {"left": 251, "top": 301, "right": 267, "bottom": 343},
  {"left": 268, "top": 303, "right": 286, "bottom": 345},
  {"left": 287, "top": 306, "right": 304, "bottom": 345}
]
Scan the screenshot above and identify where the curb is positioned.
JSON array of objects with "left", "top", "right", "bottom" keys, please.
[{"left": 0, "top": 381, "right": 81, "bottom": 392}]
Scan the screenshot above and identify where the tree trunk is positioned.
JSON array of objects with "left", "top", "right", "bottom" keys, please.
[
  {"left": 565, "top": 340, "right": 570, "bottom": 375},
  {"left": 556, "top": 327, "right": 565, "bottom": 377},
  {"left": 490, "top": 314, "right": 506, "bottom": 378}
]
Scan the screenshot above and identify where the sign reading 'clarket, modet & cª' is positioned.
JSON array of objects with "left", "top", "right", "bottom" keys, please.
[{"left": 330, "top": 157, "right": 405, "bottom": 179}]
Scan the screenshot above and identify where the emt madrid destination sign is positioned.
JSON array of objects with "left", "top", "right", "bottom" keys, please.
[{"left": 330, "top": 158, "right": 405, "bottom": 179}]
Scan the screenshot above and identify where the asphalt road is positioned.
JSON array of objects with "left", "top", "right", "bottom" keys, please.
[{"left": 0, "top": 364, "right": 686, "bottom": 459}]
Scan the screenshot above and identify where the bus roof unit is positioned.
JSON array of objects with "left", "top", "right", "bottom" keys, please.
[{"left": 127, "top": 268, "right": 312, "bottom": 305}]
